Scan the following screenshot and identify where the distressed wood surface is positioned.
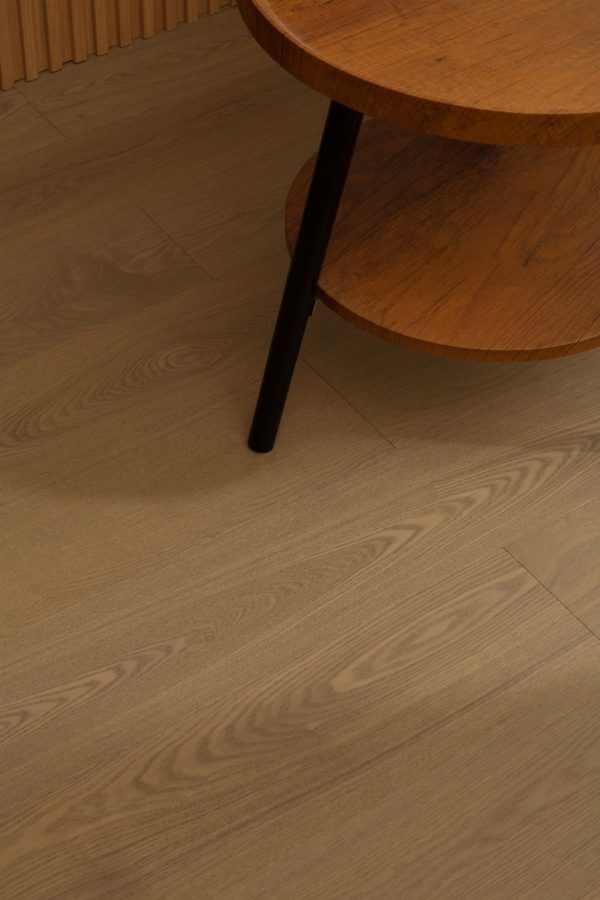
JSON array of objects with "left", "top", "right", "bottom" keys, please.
[
  {"left": 286, "top": 120, "right": 600, "bottom": 361},
  {"left": 238, "top": 0, "right": 600, "bottom": 146}
]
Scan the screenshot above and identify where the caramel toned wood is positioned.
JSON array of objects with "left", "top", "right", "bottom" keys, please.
[
  {"left": 69, "top": 0, "right": 89, "bottom": 62},
  {"left": 0, "top": 2, "right": 16, "bottom": 88},
  {"left": 117, "top": 0, "right": 133, "bottom": 43},
  {"left": 92, "top": 0, "right": 110, "bottom": 53},
  {"left": 165, "top": 0, "right": 178, "bottom": 29},
  {"left": 141, "top": 0, "right": 155, "bottom": 35},
  {"left": 286, "top": 120, "right": 600, "bottom": 362},
  {"left": 18, "top": 0, "right": 40, "bottom": 80},
  {"left": 237, "top": 0, "right": 600, "bottom": 147},
  {"left": 44, "top": 0, "right": 64, "bottom": 70},
  {"left": 184, "top": 0, "right": 199, "bottom": 22}
]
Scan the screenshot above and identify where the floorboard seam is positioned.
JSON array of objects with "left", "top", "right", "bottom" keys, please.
[
  {"left": 303, "top": 356, "right": 398, "bottom": 450},
  {"left": 14, "top": 86, "right": 68, "bottom": 139},
  {"left": 503, "top": 546, "right": 600, "bottom": 641},
  {"left": 137, "top": 204, "right": 216, "bottom": 282}
]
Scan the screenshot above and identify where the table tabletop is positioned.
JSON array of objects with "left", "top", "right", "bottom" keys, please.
[{"left": 238, "top": 0, "right": 600, "bottom": 146}]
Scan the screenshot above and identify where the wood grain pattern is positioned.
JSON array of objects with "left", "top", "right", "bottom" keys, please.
[
  {"left": 303, "top": 305, "right": 600, "bottom": 478},
  {"left": 237, "top": 0, "right": 600, "bottom": 147},
  {"left": 508, "top": 498, "right": 600, "bottom": 638},
  {"left": 1, "top": 551, "right": 597, "bottom": 899},
  {"left": 286, "top": 120, "right": 600, "bottom": 361},
  {"left": 0, "top": 0, "right": 235, "bottom": 89},
  {"left": 0, "top": 88, "right": 62, "bottom": 162},
  {"left": 0, "top": 199, "right": 209, "bottom": 368},
  {"left": 3, "top": 14, "right": 600, "bottom": 899},
  {"left": 180, "top": 638, "right": 600, "bottom": 900},
  {"left": 11, "top": 5, "right": 280, "bottom": 139}
]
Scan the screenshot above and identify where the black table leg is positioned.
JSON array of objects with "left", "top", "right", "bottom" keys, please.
[{"left": 248, "top": 100, "right": 363, "bottom": 453}]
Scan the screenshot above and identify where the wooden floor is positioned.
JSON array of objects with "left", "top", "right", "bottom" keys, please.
[{"left": 1, "top": 12, "right": 600, "bottom": 899}]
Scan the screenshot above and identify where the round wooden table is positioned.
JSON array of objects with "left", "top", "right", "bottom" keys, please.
[{"left": 238, "top": 0, "right": 600, "bottom": 452}]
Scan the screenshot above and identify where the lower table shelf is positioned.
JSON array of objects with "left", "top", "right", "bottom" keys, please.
[{"left": 285, "top": 121, "right": 600, "bottom": 362}]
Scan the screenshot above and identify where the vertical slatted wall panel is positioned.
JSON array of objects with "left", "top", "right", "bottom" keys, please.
[
  {"left": 69, "top": 0, "right": 89, "bottom": 61},
  {"left": 18, "top": 0, "right": 40, "bottom": 79},
  {"left": 184, "top": 0, "right": 200, "bottom": 21},
  {"left": 164, "top": 0, "right": 177, "bottom": 29},
  {"left": 92, "top": 0, "right": 110, "bottom": 54},
  {"left": 0, "top": 2, "right": 15, "bottom": 88},
  {"left": 141, "top": 0, "right": 154, "bottom": 36},
  {"left": 117, "top": 0, "right": 133, "bottom": 44},
  {"left": 0, "top": 0, "right": 234, "bottom": 88},
  {"left": 44, "top": 0, "right": 64, "bottom": 71}
]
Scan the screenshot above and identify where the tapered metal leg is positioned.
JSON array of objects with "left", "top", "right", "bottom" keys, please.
[{"left": 248, "top": 101, "right": 363, "bottom": 453}]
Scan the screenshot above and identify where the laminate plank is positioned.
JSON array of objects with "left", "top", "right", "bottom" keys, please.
[
  {"left": 134, "top": 82, "right": 326, "bottom": 277},
  {"left": 237, "top": 0, "right": 600, "bottom": 146},
  {"left": 15, "top": 10, "right": 250, "bottom": 137},
  {"left": 0, "top": 196, "right": 208, "bottom": 368},
  {"left": 0, "top": 269, "right": 391, "bottom": 629},
  {"left": 3, "top": 15, "right": 600, "bottom": 900},
  {"left": 177, "top": 638, "right": 600, "bottom": 900},
  {"left": 304, "top": 304, "right": 600, "bottom": 477},
  {"left": 3, "top": 341, "right": 600, "bottom": 679},
  {"left": 0, "top": 90, "right": 62, "bottom": 165},
  {"left": 0, "top": 552, "right": 594, "bottom": 898},
  {"left": 508, "top": 498, "right": 600, "bottom": 637},
  {"left": 2, "top": 19, "right": 312, "bottom": 249}
]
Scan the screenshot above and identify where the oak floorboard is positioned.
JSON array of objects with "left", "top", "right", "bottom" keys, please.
[
  {"left": 0, "top": 552, "right": 595, "bottom": 899},
  {"left": 0, "top": 90, "right": 63, "bottom": 165},
  {"left": 3, "top": 365, "right": 600, "bottom": 728},
  {"left": 305, "top": 304, "right": 600, "bottom": 478},
  {"left": 15, "top": 10, "right": 251, "bottom": 138},
  {"left": 0, "top": 275, "right": 392, "bottom": 634},
  {"left": 1, "top": 16, "right": 319, "bottom": 256},
  {"left": 508, "top": 498, "right": 600, "bottom": 637},
  {"left": 179, "top": 637, "right": 600, "bottom": 900},
  {"left": 2, "top": 9, "right": 600, "bottom": 900},
  {"left": 0, "top": 197, "right": 209, "bottom": 368}
]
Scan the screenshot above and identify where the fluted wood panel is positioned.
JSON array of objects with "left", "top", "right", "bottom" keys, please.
[{"left": 0, "top": 0, "right": 234, "bottom": 88}]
